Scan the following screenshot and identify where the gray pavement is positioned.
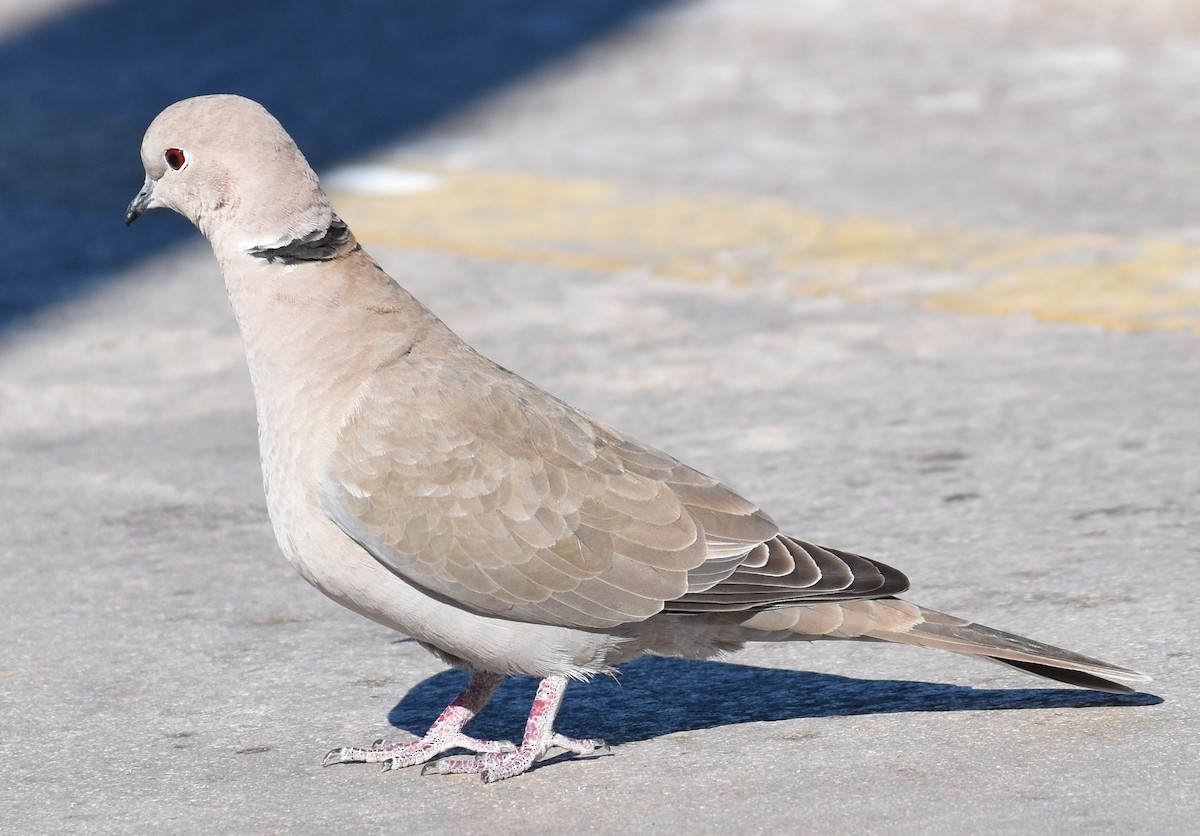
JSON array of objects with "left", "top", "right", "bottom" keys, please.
[{"left": 2, "top": 1, "right": 1197, "bottom": 833}]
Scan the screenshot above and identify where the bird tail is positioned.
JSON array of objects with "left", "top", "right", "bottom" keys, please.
[{"left": 869, "top": 604, "right": 1151, "bottom": 694}]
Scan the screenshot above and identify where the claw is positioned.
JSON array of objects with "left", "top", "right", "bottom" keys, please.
[
  {"left": 322, "top": 746, "right": 362, "bottom": 767},
  {"left": 569, "top": 738, "right": 611, "bottom": 758},
  {"left": 546, "top": 733, "right": 607, "bottom": 757}
]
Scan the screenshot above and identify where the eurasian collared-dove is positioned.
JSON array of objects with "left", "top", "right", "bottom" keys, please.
[{"left": 126, "top": 95, "right": 1149, "bottom": 782}]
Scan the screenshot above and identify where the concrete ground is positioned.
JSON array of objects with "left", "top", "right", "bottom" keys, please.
[{"left": 1, "top": 1, "right": 1197, "bottom": 833}]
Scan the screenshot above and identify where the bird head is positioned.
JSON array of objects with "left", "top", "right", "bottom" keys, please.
[{"left": 126, "top": 94, "right": 335, "bottom": 255}]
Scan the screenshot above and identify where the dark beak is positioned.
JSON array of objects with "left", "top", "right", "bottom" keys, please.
[{"left": 125, "top": 177, "right": 155, "bottom": 226}]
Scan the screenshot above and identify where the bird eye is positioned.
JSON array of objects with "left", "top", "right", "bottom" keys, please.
[{"left": 164, "top": 148, "right": 187, "bottom": 170}]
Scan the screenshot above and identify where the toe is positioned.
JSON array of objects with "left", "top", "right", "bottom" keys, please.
[
  {"left": 547, "top": 734, "right": 609, "bottom": 756},
  {"left": 323, "top": 746, "right": 366, "bottom": 766}
]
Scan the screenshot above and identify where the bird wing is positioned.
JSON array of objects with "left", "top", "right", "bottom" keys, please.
[{"left": 320, "top": 347, "right": 905, "bottom": 629}]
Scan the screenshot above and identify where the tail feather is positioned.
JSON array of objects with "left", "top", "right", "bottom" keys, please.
[
  {"left": 871, "top": 605, "right": 1150, "bottom": 695},
  {"left": 992, "top": 658, "right": 1139, "bottom": 695}
]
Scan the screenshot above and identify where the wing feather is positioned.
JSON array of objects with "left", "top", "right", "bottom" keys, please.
[{"left": 321, "top": 348, "right": 903, "bottom": 629}]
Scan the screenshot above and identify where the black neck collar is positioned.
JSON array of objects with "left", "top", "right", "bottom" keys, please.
[{"left": 248, "top": 217, "right": 355, "bottom": 265}]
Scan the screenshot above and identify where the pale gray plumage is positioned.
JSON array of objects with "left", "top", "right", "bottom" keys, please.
[{"left": 127, "top": 95, "right": 1150, "bottom": 782}]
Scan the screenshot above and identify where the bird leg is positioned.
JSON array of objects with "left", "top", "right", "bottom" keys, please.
[
  {"left": 424, "top": 674, "right": 610, "bottom": 782},
  {"left": 322, "top": 670, "right": 515, "bottom": 770}
]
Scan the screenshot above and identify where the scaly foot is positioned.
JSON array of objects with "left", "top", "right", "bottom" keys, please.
[
  {"left": 423, "top": 674, "right": 610, "bottom": 781},
  {"left": 322, "top": 670, "right": 508, "bottom": 771},
  {"left": 426, "top": 731, "right": 609, "bottom": 782},
  {"left": 324, "top": 731, "right": 516, "bottom": 770}
]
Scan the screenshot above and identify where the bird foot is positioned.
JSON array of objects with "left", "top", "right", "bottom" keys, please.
[
  {"left": 322, "top": 732, "right": 517, "bottom": 770},
  {"left": 424, "top": 733, "right": 610, "bottom": 782}
]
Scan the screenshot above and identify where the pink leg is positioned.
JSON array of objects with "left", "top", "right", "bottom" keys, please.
[
  {"left": 426, "top": 674, "right": 609, "bottom": 782},
  {"left": 322, "top": 671, "right": 515, "bottom": 770}
]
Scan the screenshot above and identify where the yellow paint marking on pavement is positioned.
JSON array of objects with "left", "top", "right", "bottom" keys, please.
[{"left": 330, "top": 167, "right": 1200, "bottom": 336}]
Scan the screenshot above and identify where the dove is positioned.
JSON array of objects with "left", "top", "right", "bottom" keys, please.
[{"left": 126, "top": 94, "right": 1149, "bottom": 782}]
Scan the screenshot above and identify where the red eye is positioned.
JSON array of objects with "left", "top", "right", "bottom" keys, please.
[{"left": 165, "top": 148, "right": 187, "bottom": 170}]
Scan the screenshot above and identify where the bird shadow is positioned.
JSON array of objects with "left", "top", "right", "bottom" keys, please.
[
  {"left": 387, "top": 656, "right": 1160, "bottom": 747},
  {"left": 0, "top": 0, "right": 675, "bottom": 335}
]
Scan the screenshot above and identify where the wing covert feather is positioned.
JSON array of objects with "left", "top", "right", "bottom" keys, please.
[{"left": 320, "top": 351, "right": 777, "bottom": 628}]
